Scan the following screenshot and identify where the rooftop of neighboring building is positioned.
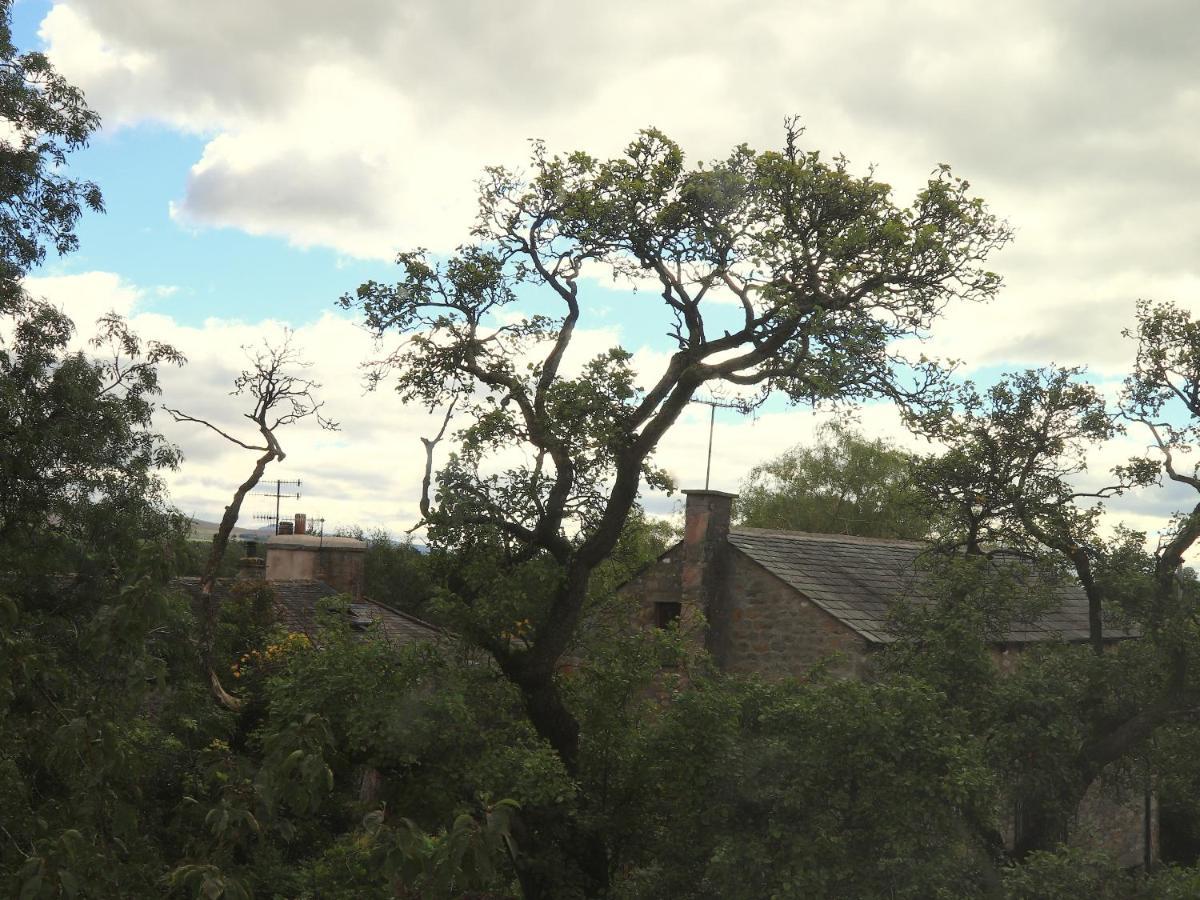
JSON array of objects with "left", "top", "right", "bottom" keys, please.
[
  {"left": 724, "top": 527, "right": 1135, "bottom": 644},
  {"left": 265, "top": 534, "right": 366, "bottom": 551},
  {"left": 173, "top": 576, "right": 442, "bottom": 646}
]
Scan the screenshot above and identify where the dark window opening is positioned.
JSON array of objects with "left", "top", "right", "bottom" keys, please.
[{"left": 655, "top": 601, "right": 682, "bottom": 629}]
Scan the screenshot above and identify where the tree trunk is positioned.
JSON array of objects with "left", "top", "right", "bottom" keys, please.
[
  {"left": 199, "top": 447, "right": 275, "bottom": 709},
  {"left": 513, "top": 666, "right": 582, "bottom": 773},
  {"left": 1011, "top": 792, "right": 1075, "bottom": 859},
  {"left": 499, "top": 624, "right": 612, "bottom": 896}
]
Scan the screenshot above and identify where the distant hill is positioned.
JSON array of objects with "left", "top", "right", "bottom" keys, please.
[{"left": 187, "top": 518, "right": 275, "bottom": 543}]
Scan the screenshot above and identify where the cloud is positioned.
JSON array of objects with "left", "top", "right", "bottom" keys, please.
[
  {"left": 22, "top": 270, "right": 428, "bottom": 530},
  {"left": 20, "top": 270, "right": 797, "bottom": 534},
  {"left": 41, "top": 0, "right": 1200, "bottom": 375},
  {"left": 22, "top": 270, "right": 141, "bottom": 339},
  {"left": 171, "top": 144, "right": 406, "bottom": 257},
  {"left": 28, "top": 0, "right": 1200, "bottom": 520}
]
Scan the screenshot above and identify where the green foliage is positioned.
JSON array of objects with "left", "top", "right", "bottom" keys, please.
[
  {"left": 166, "top": 863, "right": 251, "bottom": 900},
  {"left": 217, "top": 579, "right": 277, "bottom": 669},
  {"left": 0, "top": 310, "right": 186, "bottom": 574},
  {"left": 337, "top": 127, "right": 1012, "bottom": 900},
  {"left": 913, "top": 366, "right": 1125, "bottom": 559},
  {"left": 737, "top": 421, "right": 930, "bottom": 538},
  {"left": 177, "top": 540, "right": 242, "bottom": 581},
  {"left": 1003, "top": 848, "right": 1200, "bottom": 899},
  {"left": 338, "top": 526, "right": 438, "bottom": 620},
  {"left": 344, "top": 123, "right": 1008, "bottom": 563},
  {"left": 613, "top": 674, "right": 997, "bottom": 899},
  {"left": 362, "top": 799, "right": 520, "bottom": 897},
  {"left": 5, "top": 11, "right": 1200, "bottom": 891},
  {"left": 1122, "top": 298, "right": 1200, "bottom": 439},
  {"left": 0, "top": 0, "right": 102, "bottom": 299},
  {"left": 1153, "top": 722, "right": 1200, "bottom": 864},
  {"left": 0, "top": 298, "right": 193, "bottom": 898}
]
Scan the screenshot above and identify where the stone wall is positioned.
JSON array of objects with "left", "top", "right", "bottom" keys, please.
[
  {"left": 720, "top": 552, "right": 869, "bottom": 679},
  {"left": 620, "top": 543, "right": 868, "bottom": 678},
  {"left": 1072, "top": 777, "right": 1155, "bottom": 868},
  {"left": 627, "top": 551, "right": 684, "bottom": 631}
]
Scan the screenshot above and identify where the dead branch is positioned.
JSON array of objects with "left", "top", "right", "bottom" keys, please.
[
  {"left": 170, "top": 331, "right": 336, "bottom": 709},
  {"left": 409, "top": 399, "right": 457, "bottom": 533}
]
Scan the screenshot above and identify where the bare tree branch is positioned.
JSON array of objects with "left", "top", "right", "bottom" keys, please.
[{"left": 169, "top": 331, "right": 335, "bottom": 710}]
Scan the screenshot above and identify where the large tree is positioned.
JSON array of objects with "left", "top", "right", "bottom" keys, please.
[
  {"left": 0, "top": 9, "right": 191, "bottom": 892},
  {"left": 906, "top": 347, "right": 1200, "bottom": 858},
  {"left": 345, "top": 124, "right": 1009, "bottom": 893},
  {"left": 737, "top": 420, "right": 931, "bottom": 538}
]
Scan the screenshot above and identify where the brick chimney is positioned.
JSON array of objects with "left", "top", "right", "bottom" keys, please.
[
  {"left": 681, "top": 489, "right": 736, "bottom": 662},
  {"left": 237, "top": 539, "right": 266, "bottom": 581}
]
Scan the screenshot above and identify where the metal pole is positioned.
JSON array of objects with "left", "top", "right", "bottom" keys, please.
[
  {"left": 705, "top": 403, "right": 716, "bottom": 490},
  {"left": 274, "top": 480, "right": 281, "bottom": 533}
]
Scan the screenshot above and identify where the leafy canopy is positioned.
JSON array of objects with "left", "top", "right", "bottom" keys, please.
[
  {"left": 343, "top": 122, "right": 1010, "bottom": 894},
  {"left": 0, "top": 0, "right": 102, "bottom": 301},
  {"left": 737, "top": 420, "right": 930, "bottom": 539}
]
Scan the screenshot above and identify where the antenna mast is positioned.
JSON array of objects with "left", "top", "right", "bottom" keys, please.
[
  {"left": 692, "top": 397, "right": 741, "bottom": 490},
  {"left": 252, "top": 478, "right": 302, "bottom": 534}
]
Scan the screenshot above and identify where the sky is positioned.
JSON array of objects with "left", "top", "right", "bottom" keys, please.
[{"left": 13, "top": 0, "right": 1200, "bottom": 538}]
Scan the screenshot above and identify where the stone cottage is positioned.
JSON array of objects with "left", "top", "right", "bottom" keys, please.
[
  {"left": 622, "top": 490, "right": 1134, "bottom": 677},
  {"left": 618, "top": 489, "right": 1152, "bottom": 866},
  {"left": 178, "top": 516, "right": 440, "bottom": 646}
]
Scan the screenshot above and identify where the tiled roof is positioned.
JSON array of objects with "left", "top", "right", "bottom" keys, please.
[
  {"left": 173, "top": 577, "right": 442, "bottom": 646},
  {"left": 727, "top": 528, "right": 1134, "bottom": 645}
]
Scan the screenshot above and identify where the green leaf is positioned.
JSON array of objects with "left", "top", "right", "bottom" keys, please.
[
  {"left": 19, "top": 874, "right": 43, "bottom": 900},
  {"left": 57, "top": 869, "right": 79, "bottom": 899}
]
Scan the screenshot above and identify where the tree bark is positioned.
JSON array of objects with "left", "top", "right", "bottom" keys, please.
[
  {"left": 199, "top": 450, "right": 276, "bottom": 644},
  {"left": 1011, "top": 789, "right": 1076, "bottom": 860}
]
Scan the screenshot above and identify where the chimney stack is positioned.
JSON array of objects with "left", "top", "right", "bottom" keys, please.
[
  {"left": 681, "top": 489, "right": 736, "bottom": 662},
  {"left": 237, "top": 539, "right": 266, "bottom": 581},
  {"left": 294, "top": 512, "right": 307, "bottom": 535},
  {"left": 264, "top": 534, "right": 366, "bottom": 599}
]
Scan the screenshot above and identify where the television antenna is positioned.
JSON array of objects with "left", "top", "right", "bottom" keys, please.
[
  {"left": 252, "top": 478, "right": 302, "bottom": 534},
  {"left": 691, "top": 397, "right": 743, "bottom": 490}
]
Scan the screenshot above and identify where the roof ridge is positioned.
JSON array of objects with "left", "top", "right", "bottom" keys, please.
[
  {"left": 361, "top": 595, "right": 444, "bottom": 633},
  {"left": 730, "top": 527, "right": 927, "bottom": 548}
]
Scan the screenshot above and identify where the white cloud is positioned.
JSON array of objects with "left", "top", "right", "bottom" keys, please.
[
  {"left": 22, "top": 270, "right": 433, "bottom": 531},
  {"left": 40, "top": 0, "right": 1200, "bottom": 374},
  {"left": 23, "top": 270, "right": 141, "bottom": 341},
  {"left": 26, "top": 1, "right": 1200, "bottom": 542},
  {"left": 19, "top": 270, "right": 793, "bottom": 533}
]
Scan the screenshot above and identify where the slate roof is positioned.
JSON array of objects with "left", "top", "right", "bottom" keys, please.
[
  {"left": 173, "top": 577, "right": 443, "bottom": 646},
  {"left": 727, "top": 528, "right": 1135, "bottom": 645}
]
